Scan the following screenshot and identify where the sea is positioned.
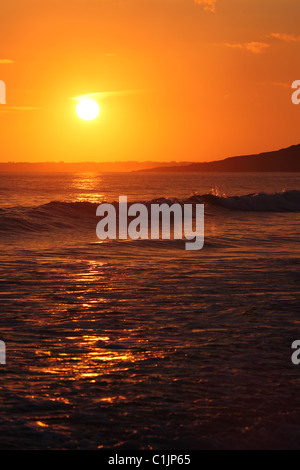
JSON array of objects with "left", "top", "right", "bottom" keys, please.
[{"left": 0, "top": 171, "right": 299, "bottom": 450}]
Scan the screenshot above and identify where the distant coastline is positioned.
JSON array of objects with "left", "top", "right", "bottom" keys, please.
[
  {"left": 1, "top": 143, "right": 300, "bottom": 172},
  {"left": 136, "top": 144, "right": 300, "bottom": 173},
  {"left": 0, "top": 161, "right": 192, "bottom": 173}
]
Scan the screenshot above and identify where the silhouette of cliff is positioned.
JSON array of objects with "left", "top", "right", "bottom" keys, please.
[{"left": 138, "top": 144, "right": 300, "bottom": 172}]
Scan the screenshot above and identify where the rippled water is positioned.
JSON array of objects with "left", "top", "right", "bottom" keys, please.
[{"left": 0, "top": 172, "right": 299, "bottom": 449}]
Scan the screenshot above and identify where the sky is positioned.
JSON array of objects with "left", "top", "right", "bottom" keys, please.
[{"left": 0, "top": 0, "right": 300, "bottom": 163}]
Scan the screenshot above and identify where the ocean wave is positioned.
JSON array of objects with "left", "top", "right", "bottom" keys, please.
[
  {"left": 0, "top": 190, "right": 299, "bottom": 234},
  {"left": 192, "top": 189, "right": 300, "bottom": 212},
  {"left": 41, "top": 189, "right": 300, "bottom": 213}
]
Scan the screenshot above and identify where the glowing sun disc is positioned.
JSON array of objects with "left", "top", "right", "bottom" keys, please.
[{"left": 76, "top": 98, "right": 100, "bottom": 121}]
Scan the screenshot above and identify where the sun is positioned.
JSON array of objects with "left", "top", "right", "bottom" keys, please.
[{"left": 76, "top": 98, "right": 100, "bottom": 121}]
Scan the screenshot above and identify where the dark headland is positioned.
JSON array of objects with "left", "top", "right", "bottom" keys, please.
[{"left": 137, "top": 144, "right": 300, "bottom": 172}]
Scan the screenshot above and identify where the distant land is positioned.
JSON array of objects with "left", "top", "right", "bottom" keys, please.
[
  {"left": 1, "top": 144, "right": 300, "bottom": 172},
  {"left": 0, "top": 161, "right": 192, "bottom": 173},
  {"left": 137, "top": 144, "right": 300, "bottom": 172}
]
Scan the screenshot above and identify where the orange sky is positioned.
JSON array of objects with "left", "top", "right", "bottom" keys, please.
[{"left": 0, "top": 0, "right": 300, "bottom": 163}]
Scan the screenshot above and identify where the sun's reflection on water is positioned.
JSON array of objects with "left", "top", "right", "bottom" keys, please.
[
  {"left": 22, "top": 255, "right": 169, "bottom": 418},
  {"left": 71, "top": 173, "right": 105, "bottom": 203},
  {"left": 31, "top": 332, "right": 155, "bottom": 388}
]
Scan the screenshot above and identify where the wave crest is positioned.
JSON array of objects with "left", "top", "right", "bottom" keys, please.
[
  {"left": 0, "top": 190, "right": 299, "bottom": 234},
  {"left": 192, "top": 189, "right": 300, "bottom": 212}
]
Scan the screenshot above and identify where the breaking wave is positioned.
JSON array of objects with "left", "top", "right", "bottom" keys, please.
[
  {"left": 191, "top": 189, "right": 300, "bottom": 212},
  {"left": 0, "top": 189, "right": 299, "bottom": 234}
]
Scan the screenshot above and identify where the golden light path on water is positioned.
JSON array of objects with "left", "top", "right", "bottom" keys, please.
[
  {"left": 22, "top": 258, "right": 168, "bottom": 418},
  {"left": 70, "top": 173, "right": 105, "bottom": 204}
]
